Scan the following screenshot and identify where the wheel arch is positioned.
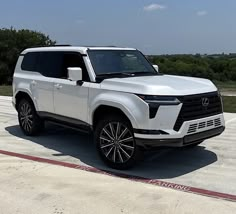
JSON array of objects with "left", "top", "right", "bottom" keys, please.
[
  {"left": 93, "top": 105, "right": 135, "bottom": 129},
  {"left": 91, "top": 102, "right": 140, "bottom": 130},
  {"left": 15, "top": 90, "right": 36, "bottom": 111},
  {"left": 89, "top": 92, "right": 146, "bottom": 130}
]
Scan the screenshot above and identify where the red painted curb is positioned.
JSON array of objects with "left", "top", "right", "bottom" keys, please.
[{"left": 0, "top": 149, "right": 236, "bottom": 202}]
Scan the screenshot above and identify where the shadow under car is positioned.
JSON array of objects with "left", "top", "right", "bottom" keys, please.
[{"left": 5, "top": 123, "right": 218, "bottom": 180}]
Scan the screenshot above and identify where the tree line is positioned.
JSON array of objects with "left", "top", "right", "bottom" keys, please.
[
  {"left": 0, "top": 28, "right": 56, "bottom": 85},
  {"left": 0, "top": 27, "right": 236, "bottom": 85},
  {"left": 148, "top": 54, "right": 236, "bottom": 81}
]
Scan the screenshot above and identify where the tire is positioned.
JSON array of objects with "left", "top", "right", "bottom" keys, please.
[
  {"left": 94, "top": 115, "right": 142, "bottom": 170},
  {"left": 18, "top": 98, "right": 44, "bottom": 136}
]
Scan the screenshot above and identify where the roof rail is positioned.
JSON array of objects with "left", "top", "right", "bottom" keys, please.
[
  {"left": 86, "top": 45, "right": 118, "bottom": 47},
  {"left": 51, "top": 44, "right": 71, "bottom": 47},
  {"left": 29, "top": 44, "right": 71, "bottom": 48}
]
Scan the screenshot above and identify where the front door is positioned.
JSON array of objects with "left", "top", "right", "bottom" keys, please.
[
  {"left": 53, "top": 79, "right": 89, "bottom": 121},
  {"left": 53, "top": 52, "right": 90, "bottom": 123}
]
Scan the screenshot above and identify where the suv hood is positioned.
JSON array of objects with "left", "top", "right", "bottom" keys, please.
[{"left": 100, "top": 75, "right": 217, "bottom": 96}]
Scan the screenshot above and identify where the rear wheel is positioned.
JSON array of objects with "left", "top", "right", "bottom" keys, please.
[
  {"left": 18, "top": 98, "right": 44, "bottom": 136},
  {"left": 95, "top": 115, "right": 142, "bottom": 169}
]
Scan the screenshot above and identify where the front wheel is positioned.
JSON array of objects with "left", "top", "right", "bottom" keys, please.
[{"left": 95, "top": 115, "right": 142, "bottom": 169}]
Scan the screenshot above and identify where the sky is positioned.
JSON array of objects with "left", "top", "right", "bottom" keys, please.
[{"left": 1, "top": 0, "right": 236, "bottom": 55}]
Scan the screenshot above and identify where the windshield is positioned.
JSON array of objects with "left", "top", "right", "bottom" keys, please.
[{"left": 87, "top": 50, "right": 157, "bottom": 75}]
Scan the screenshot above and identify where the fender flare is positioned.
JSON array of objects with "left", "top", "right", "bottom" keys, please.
[
  {"left": 89, "top": 93, "right": 141, "bottom": 129},
  {"left": 14, "top": 89, "right": 38, "bottom": 111}
]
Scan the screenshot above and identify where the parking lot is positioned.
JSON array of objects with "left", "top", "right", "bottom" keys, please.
[{"left": 0, "top": 96, "right": 236, "bottom": 213}]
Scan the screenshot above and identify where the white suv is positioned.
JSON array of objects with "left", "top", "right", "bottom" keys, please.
[{"left": 12, "top": 46, "right": 225, "bottom": 169}]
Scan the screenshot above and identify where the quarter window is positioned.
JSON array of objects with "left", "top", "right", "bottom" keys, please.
[{"left": 21, "top": 52, "right": 39, "bottom": 71}]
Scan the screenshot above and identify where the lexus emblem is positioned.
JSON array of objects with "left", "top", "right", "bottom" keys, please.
[{"left": 202, "top": 97, "right": 210, "bottom": 107}]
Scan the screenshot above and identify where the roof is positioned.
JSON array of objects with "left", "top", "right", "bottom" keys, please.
[{"left": 22, "top": 46, "right": 136, "bottom": 55}]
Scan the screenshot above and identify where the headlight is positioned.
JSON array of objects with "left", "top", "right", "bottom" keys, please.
[
  {"left": 137, "top": 95, "right": 181, "bottom": 119},
  {"left": 137, "top": 95, "right": 181, "bottom": 105}
]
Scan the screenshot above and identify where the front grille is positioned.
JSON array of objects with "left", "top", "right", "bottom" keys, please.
[
  {"left": 174, "top": 92, "right": 223, "bottom": 131},
  {"left": 187, "top": 118, "right": 222, "bottom": 134}
]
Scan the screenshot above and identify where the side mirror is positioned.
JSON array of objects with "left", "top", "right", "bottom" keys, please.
[
  {"left": 153, "top": 64, "right": 159, "bottom": 72},
  {"left": 68, "top": 67, "right": 82, "bottom": 81}
]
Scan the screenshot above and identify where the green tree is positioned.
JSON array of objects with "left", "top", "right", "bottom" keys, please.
[
  {"left": 148, "top": 54, "right": 234, "bottom": 81},
  {"left": 0, "top": 27, "right": 56, "bottom": 85}
]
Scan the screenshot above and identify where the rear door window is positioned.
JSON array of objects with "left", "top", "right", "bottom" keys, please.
[{"left": 37, "top": 52, "right": 63, "bottom": 78}]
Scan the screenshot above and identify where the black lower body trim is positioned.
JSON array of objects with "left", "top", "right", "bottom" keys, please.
[
  {"left": 134, "top": 129, "right": 169, "bottom": 135},
  {"left": 135, "top": 126, "right": 225, "bottom": 149},
  {"left": 37, "top": 111, "right": 92, "bottom": 133},
  {"left": 183, "top": 126, "right": 225, "bottom": 145}
]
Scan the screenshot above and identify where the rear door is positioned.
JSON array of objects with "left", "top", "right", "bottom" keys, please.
[
  {"left": 34, "top": 52, "right": 63, "bottom": 113},
  {"left": 20, "top": 52, "right": 54, "bottom": 113}
]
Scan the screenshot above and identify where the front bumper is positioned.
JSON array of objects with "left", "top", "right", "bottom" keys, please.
[
  {"left": 135, "top": 126, "right": 225, "bottom": 149},
  {"left": 134, "top": 113, "right": 225, "bottom": 139}
]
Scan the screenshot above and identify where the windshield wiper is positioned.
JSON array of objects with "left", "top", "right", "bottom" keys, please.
[
  {"left": 130, "top": 71, "right": 157, "bottom": 75},
  {"left": 96, "top": 72, "right": 134, "bottom": 77},
  {"left": 96, "top": 72, "right": 134, "bottom": 83},
  {"left": 96, "top": 71, "right": 159, "bottom": 83}
]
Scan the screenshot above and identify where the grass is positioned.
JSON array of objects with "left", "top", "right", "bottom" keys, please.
[
  {"left": 0, "top": 84, "right": 235, "bottom": 113},
  {"left": 214, "top": 81, "right": 236, "bottom": 113},
  {"left": 214, "top": 81, "right": 236, "bottom": 92},
  {"left": 222, "top": 96, "right": 236, "bottom": 113},
  {"left": 0, "top": 85, "right": 12, "bottom": 96}
]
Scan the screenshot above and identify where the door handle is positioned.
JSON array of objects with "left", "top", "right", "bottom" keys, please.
[
  {"left": 31, "top": 80, "right": 37, "bottom": 86},
  {"left": 55, "top": 84, "right": 62, "bottom": 89}
]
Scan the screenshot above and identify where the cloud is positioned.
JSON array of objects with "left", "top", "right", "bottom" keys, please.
[
  {"left": 144, "top": 4, "right": 166, "bottom": 12},
  {"left": 197, "top": 10, "right": 207, "bottom": 16}
]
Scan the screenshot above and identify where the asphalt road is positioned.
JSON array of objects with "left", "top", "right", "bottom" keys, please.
[{"left": 0, "top": 96, "right": 236, "bottom": 213}]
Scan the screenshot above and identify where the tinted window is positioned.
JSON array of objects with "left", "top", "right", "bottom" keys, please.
[
  {"left": 61, "top": 53, "right": 90, "bottom": 81},
  {"left": 22, "top": 51, "right": 90, "bottom": 81},
  {"left": 88, "top": 50, "right": 156, "bottom": 75},
  {"left": 21, "top": 52, "right": 39, "bottom": 71},
  {"left": 38, "top": 52, "right": 63, "bottom": 78}
]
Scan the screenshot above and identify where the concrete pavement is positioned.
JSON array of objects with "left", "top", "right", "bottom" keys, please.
[
  {"left": 0, "top": 96, "right": 236, "bottom": 213},
  {"left": 0, "top": 154, "right": 236, "bottom": 214}
]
